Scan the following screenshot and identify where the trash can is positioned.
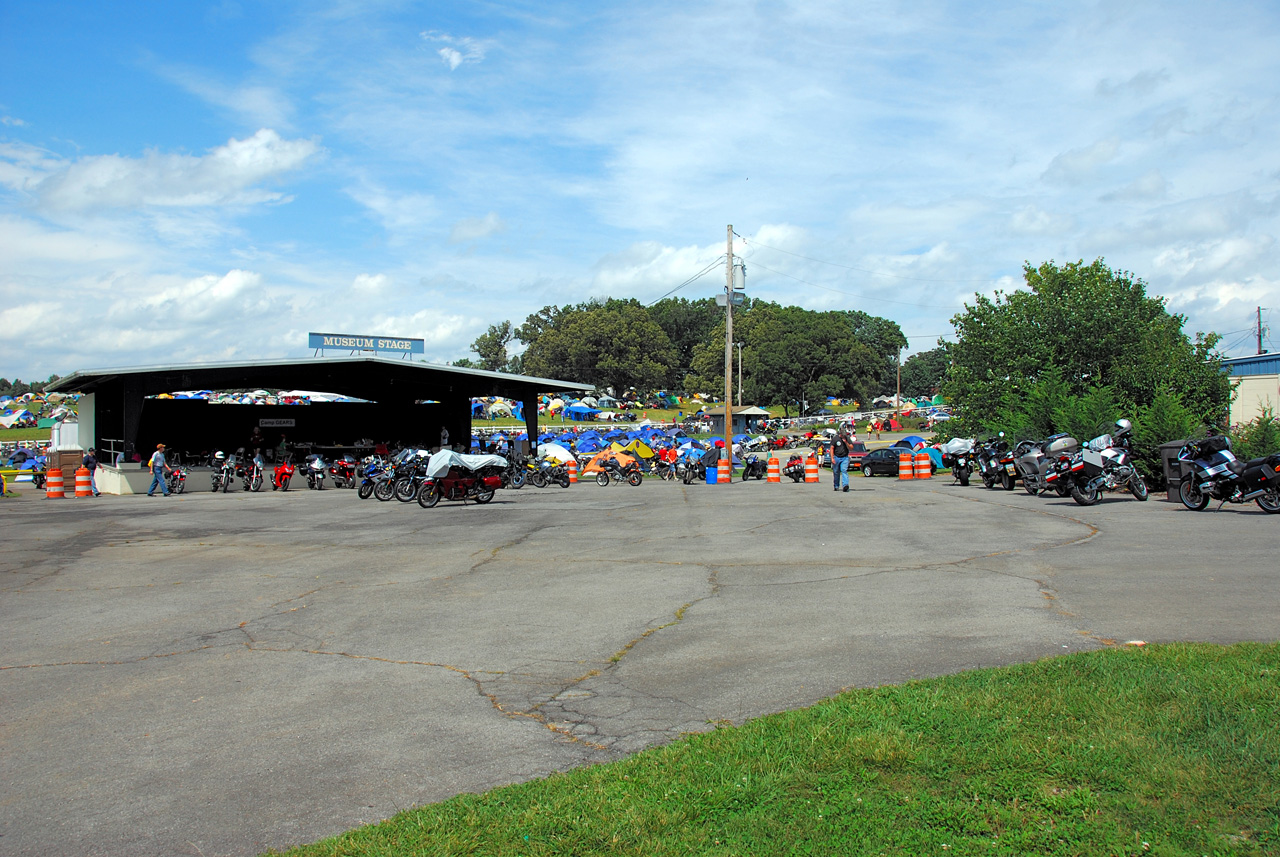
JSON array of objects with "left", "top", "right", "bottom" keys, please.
[{"left": 1159, "top": 439, "right": 1189, "bottom": 502}]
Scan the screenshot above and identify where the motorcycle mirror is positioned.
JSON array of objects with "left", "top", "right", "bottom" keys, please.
[{"left": 998, "top": 431, "right": 1005, "bottom": 437}]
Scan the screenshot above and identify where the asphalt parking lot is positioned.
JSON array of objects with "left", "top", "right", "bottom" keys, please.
[{"left": 3, "top": 474, "right": 1277, "bottom": 856}]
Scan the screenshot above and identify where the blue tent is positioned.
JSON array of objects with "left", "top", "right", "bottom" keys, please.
[
  {"left": 564, "top": 402, "right": 599, "bottom": 421},
  {"left": 893, "top": 435, "right": 927, "bottom": 450},
  {"left": 577, "top": 437, "right": 605, "bottom": 453}
]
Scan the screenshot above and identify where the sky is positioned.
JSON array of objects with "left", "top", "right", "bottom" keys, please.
[{"left": 2, "top": 0, "right": 1278, "bottom": 384}]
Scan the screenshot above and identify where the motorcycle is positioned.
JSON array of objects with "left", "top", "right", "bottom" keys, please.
[
  {"left": 1041, "top": 450, "right": 1084, "bottom": 497},
  {"left": 596, "top": 457, "right": 643, "bottom": 486},
  {"left": 938, "top": 438, "right": 975, "bottom": 486},
  {"left": 741, "top": 454, "right": 767, "bottom": 481},
  {"left": 652, "top": 457, "right": 677, "bottom": 481},
  {"left": 1070, "top": 419, "right": 1148, "bottom": 506},
  {"left": 304, "top": 454, "right": 328, "bottom": 490},
  {"left": 166, "top": 465, "right": 188, "bottom": 495},
  {"left": 328, "top": 454, "right": 359, "bottom": 489},
  {"left": 272, "top": 457, "right": 295, "bottom": 491},
  {"left": 1015, "top": 434, "right": 1079, "bottom": 496},
  {"left": 378, "top": 449, "right": 430, "bottom": 501},
  {"left": 211, "top": 452, "right": 236, "bottom": 493},
  {"left": 357, "top": 456, "right": 391, "bottom": 499},
  {"left": 1175, "top": 435, "right": 1280, "bottom": 514},
  {"left": 240, "top": 453, "right": 265, "bottom": 492},
  {"left": 528, "top": 457, "right": 571, "bottom": 488},
  {"left": 975, "top": 433, "right": 1011, "bottom": 489},
  {"left": 500, "top": 453, "right": 526, "bottom": 490},
  {"left": 782, "top": 453, "right": 807, "bottom": 483},
  {"left": 417, "top": 451, "right": 507, "bottom": 507}
]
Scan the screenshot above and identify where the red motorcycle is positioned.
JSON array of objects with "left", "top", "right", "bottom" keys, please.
[
  {"left": 417, "top": 451, "right": 506, "bottom": 507},
  {"left": 328, "top": 454, "right": 358, "bottom": 489},
  {"left": 767, "top": 435, "right": 792, "bottom": 452},
  {"left": 272, "top": 457, "right": 295, "bottom": 491}
]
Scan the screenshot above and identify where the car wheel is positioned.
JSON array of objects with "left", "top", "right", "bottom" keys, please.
[{"left": 862, "top": 464, "right": 873, "bottom": 478}]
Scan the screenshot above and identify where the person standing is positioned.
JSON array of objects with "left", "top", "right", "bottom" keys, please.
[
  {"left": 83, "top": 447, "right": 100, "bottom": 496},
  {"left": 832, "top": 428, "right": 851, "bottom": 493},
  {"left": 146, "top": 444, "right": 172, "bottom": 497},
  {"left": 440, "top": 425, "right": 450, "bottom": 451}
]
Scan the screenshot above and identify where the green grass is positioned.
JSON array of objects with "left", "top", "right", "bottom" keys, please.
[
  {"left": 0, "top": 427, "right": 51, "bottom": 443},
  {"left": 270, "top": 643, "right": 1279, "bottom": 856}
]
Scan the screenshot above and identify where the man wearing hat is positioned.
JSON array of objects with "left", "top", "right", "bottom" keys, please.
[{"left": 146, "top": 443, "right": 173, "bottom": 497}]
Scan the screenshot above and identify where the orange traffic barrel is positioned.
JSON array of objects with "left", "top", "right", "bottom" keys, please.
[
  {"left": 914, "top": 453, "right": 932, "bottom": 479},
  {"left": 74, "top": 467, "right": 93, "bottom": 497},
  {"left": 566, "top": 458, "right": 577, "bottom": 484},
  {"left": 804, "top": 455, "right": 819, "bottom": 483},
  {"left": 766, "top": 457, "right": 781, "bottom": 482},
  {"left": 717, "top": 458, "right": 731, "bottom": 483},
  {"left": 46, "top": 468, "right": 66, "bottom": 498},
  {"left": 898, "top": 453, "right": 914, "bottom": 480}
]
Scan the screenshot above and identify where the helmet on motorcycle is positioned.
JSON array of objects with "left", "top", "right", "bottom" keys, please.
[
  {"left": 1114, "top": 418, "right": 1133, "bottom": 435},
  {"left": 214, "top": 451, "right": 225, "bottom": 461}
]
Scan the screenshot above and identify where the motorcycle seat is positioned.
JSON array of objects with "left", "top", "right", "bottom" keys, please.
[{"left": 1226, "top": 459, "right": 1247, "bottom": 476}]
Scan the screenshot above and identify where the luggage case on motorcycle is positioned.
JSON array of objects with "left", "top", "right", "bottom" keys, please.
[{"left": 1044, "top": 435, "right": 1078, "bottom": 456}]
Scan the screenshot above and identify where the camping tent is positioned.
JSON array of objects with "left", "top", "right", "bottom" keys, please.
[
  {"left": 581, "top": 449, "right": 639, "bottom": 473},
  {"left": 535, "top": 442, "right": 576, "bottom": 464}
]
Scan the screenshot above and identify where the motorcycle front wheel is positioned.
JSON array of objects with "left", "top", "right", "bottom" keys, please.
[
  {"left": 1022, "top": 474, "right": 1038, "bottom": 496},
  {"left": 509, "top": 471, "right": 525, "bottom": 489},
  {"left": 417, "top": 483, "right": 440, "bottom": 508},
  {"left": 956, "top": 466, "right": 970, "bottom": 487},
  {"left": 596, "top": 472, "right": 610, "bottom": 487},
  {"left": 1071, "top": 483, "right": 1100, "bottom": 506},
  {"left": 175, "top": 479, "right": 186, "bottom": 495},
  {"left": 373, "top": 479, "right": 395, "bottom": 501},
  {"left": 627, "top": 472, "right": 642, "bottom": 486},
  {"left": 393, "top": 478, "right": 416, "bottom": 502},
  {"left": 1178, "top": 475, "right": 1210, "bottom": 511},
  {"left": 223, "top": 475, "right": 231, "bottom": 493},
  {"left": 530, "top": 472, "right": 547, "bottom": 488},
  {"left": 1256, "top": 489, "right": 1280, "bottom": 514},
  {"left": 1130, "top": 474, "right": 1149, "bottom": 501},
  {"left": 251, "top": 474, "right": 263, "bottom": 492},
  {"left": 358, "top": 481, "right": 374, "bottom": 499}
]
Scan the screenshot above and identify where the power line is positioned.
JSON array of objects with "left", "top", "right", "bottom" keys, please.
[{"left": 647, "top": 257, "right": 725, "bottom": 306}]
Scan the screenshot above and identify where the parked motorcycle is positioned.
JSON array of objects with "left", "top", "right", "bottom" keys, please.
[
  {"left": 975, "top": 433, "right": 1010, "bottom": 489},
  {"left": 303, "top": 454, "right": 328, "bottom": 490},
  {"left": 240, "top": 453, "right": 265, "bottom": 492},
  {"left": 1176, "top": 435, "right": 1280, "bottom": 513},
  {"left": 357, "top": 456, "right": 391, "bottom": 499},
  {"left": 500, "top": 453, "right": 526, "bottom": 490},
  {"left": 417, "top": 451, "right": 507, "bottom": 507},
  {"left": 211, "top": 452, "right": 236, "bottom": 493},
  {"left": 938, "top": 438, "right": 975, "bottom": 486},
  {"left": 272, "top": 457, "right": 295, "bottom": 491},
  {"left": 782, "top": 453, "right": 806, "bottom": 483},
  {"left": 741, "top": 454, "right": 767, "bottom": 481},
  {"left": 1016, "top": 434, "right": 1079, "bottom": 496},
  {"left": 167, "top": 465, "right": 188, "bottom": 495},
  {"left": 596, "top": 457, "right": 643, "bottom": 486},
  {"left": 1070, "top": 419, "right": 1148, "bottom": 506},
  {"left": 328, "top": 454, "right": 359, "bottom": 489},
  {"left": 528, "top": 457, "right": 571, "bottom": 488}
]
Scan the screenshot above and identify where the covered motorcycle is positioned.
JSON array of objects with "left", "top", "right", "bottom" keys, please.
[
  {"left": 417, "top": 450, "right": 508, "bottom": 507},
  {"left": 938, "top": 437, "right": 975, "bottom": 486}
]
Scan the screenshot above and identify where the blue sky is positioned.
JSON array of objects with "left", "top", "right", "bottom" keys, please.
[{"left": 3, "top": 0, "right": 1278, "bottom": 383}]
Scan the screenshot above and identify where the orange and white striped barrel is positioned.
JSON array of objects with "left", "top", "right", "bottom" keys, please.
[
  {"left": 898, "top": 453, "right": 914, "bottom": 480},
  {"left": 913, "top": 453, "right": 932, "bottom": 480},
  {"left": 566, "top": 458, "right": 577, "bottom": 484},
  {"left": 804, "top": 455, "right": 819, "bottom": 483},
  {"left": 74, "top": 467, "right": 93, "bottom": 497},
  {"left": 766, "top": 457, "right": 781, "bottom": 482},
  {"left": 717, "top": 458, "right": 731, "bottom": 483},
  {"left": 46, "top": 468, "right": 66, "bottom": 498}
]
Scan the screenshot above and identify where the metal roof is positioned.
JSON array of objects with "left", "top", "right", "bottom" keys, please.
[
  {"left": 45, "top": 355, "right": 593, "bottom": 401},
  {"left": 1221, "top": 353, "right": 1280, "bottom": 376}
]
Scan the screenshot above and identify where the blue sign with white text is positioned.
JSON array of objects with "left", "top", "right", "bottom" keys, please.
[{"left": 309, "top": 332, "right": 425, "bottom": 355}]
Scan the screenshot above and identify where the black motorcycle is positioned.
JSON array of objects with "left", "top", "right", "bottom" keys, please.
[
  {"left": 1070, "top": 420, "right": 1148, "bottom": 506},
  {"left": 1176, "top": 435, "right": 1280, "bottom": 513},
  {"left": 975, "top": 433, "right": 1011, "bottom": 489},
  {"left": 741, "top": 454, "right": 767, "bottom": 481},
  {"left": 938, "top": 438, "right": 975, "bottom": 486},
  {"left": 596, "top": 457, "right": 643, "bottom": 486}
]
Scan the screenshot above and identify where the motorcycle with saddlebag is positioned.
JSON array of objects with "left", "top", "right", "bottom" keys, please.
[
  {"left": 417, "top": 450, "right": 508, "bottom": 507},
  {"left": 1176, "top": 435, "right": 1280, "bottom": 513}
]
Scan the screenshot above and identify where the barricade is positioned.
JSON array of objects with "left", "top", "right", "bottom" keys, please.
[
  {"left": 898, "top": 453, "right": 914, "bottom": 480},
  {"left": 913, "top": 453, "right": 932, "bottom": 480},
  {"left": 717, "top": 458, "right": 731, "bottom": 484},
  {"left": 804, "top": 455, "right": 819, "bottom": 483},
  {"left": 566, "top": 458, "right": 577, "bottom": 484},
  {"left": 74, "top": 467, "right": 93, "bottom": 497},
  {"left": 766, "top": 457, "right": 781, "bottom": 483},
  {"left": 705, "top": 462, "right": 717, "bottom": 485},
  {"left": 46, "top": 468, "right": 65, "bottom": 498}
]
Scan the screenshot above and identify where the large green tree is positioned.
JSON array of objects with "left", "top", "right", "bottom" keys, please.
[
  {"left": 899, "top": 345, "right": 950, "bottom": 399},
  {"left": 647, "top": 297, "right": 720, "bottom": 384},
  {"left": 517, "top": 299, "right": 677, "bottom": 391},
  {"left": 944, "top": 259, "right": 1229, "bottom": 430},
  {"left": 469, "top": 321, "right": 514, "bottom": 372}
]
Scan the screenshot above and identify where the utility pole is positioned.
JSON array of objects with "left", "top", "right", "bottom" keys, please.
[
  {"left": 724, "top": 225, "right": 734, "bottom": 463},
  {"left": 736, "top": 342, "right": 743, "bottom": 407},
  {"left": 1259, "top": 306, "right": 1266, "bottom": 355}
]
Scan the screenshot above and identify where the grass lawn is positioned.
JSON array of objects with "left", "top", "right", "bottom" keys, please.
[
  {"left": 0, "top": 427, "right": 51, "bottom": 444},
  {"left": 271, "top": 643, "right": 1279, "bottom": 856}
]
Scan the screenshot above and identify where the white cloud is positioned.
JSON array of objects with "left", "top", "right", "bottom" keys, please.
[
  {"left": 1, "top": 115, "right": 27, "bottom": 127},
  {"left": 449, "top": 212, "right": 505, "bottom": 244},
  {"left": 420, "top": 31, "right": 488, "bottom": 70},
  {"left": 1101, "top": 169, "right": 1167, "bottom": 203},
  {"left": 1041, "top": 137, "right": 1121, "bottom": 185},
  {"left": 32, "top": 130, "right": 319, "bottom": 213}
]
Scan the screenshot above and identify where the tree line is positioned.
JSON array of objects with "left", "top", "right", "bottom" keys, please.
[{"left": 455, "top": 298, "right": 908, "bottom": 415}]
